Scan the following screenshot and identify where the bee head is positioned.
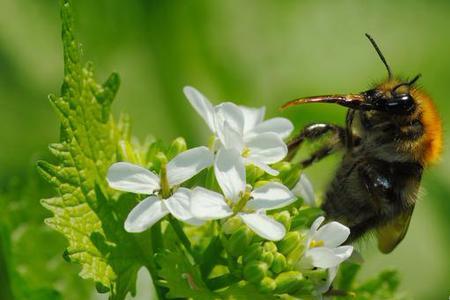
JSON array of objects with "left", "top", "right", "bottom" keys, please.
[{"left": 361, "top": 75, "right": 421, "bottom": 115}]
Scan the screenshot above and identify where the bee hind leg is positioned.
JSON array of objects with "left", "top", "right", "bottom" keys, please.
[{"left": 286, "top": 123, "right": 345, "bottom": 162}]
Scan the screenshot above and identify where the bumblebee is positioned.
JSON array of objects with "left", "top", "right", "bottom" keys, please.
[{"left": 283, "top": 34, "right": 442, "bottom": 253}]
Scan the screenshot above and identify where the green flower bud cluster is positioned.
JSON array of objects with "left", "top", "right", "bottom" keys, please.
[{"left": 219, "top": 210, "right": 320, "bottom": 295}]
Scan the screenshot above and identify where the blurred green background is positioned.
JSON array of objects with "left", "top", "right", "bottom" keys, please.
[{"left": 0, "top": 0, "right": 448, "bottom": 299}]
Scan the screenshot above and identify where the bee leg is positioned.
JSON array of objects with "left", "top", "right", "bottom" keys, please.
[
  {"left": 287, "top": 123, "right": 345, "bottom": 161},
  {"left": 299, "top": 143, "right": 338, "bottom": 168}
]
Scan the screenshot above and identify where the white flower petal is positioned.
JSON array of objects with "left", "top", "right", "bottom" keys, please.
[
  {"left": 217, "top": 121, "right": 244, "bottom": 151},
  {"left": 239, "top": 212, "right": 286, "bottom": 241},
  {"left": 332, "top": 245, "right": 353, "bottom": 262},
  {"left": 214, "top": 148, "right": 246, "bottom": 202},
  {"left": 247, "top": 117, "right": 294, "bottom": 139},
  {"left": 292, "top": 174, "right": 316, "bottom": 207},
  {"left": 167, "top": 146, "right": 213, "bottom": 187},
  {"left": 239, "top": 105, "right": 266, "bottom": 134},
  {"left": 243, "top": 158, "right": 279, "bottom": 176},
  {"left": 190, "top": 187, "right": 233, "bottom": 220},
  {"left": 124, "top": 196, "right": 168, "bottom": 232},
  {"left": 317, "top": 266, "right": 338, "bottom": 294},
  {"left": 214, "top": 102, "right": 245, "bottom": 135},
  {"left": 164, "top": 188, "right": 203, "bottom": 225},
  {"left": 246, "top": 133, "right": 287, "bottom": 164},
  {"left": 310, "top": 216, "right": 325, "bottom": 236},
  {"left": 307, "top": 216, "right": 325, "bottom": 246},
  {"left": 247, "top": 182, "right": 296, "bottom": 211},
  {"left": 306, "top": 247, "right": 342, "bottom": 269},
  {"left": 314, "top": 221, "right": 351, "bottom": 248},
  {"left": 107, "top": 162, "right": 160, "bottom": 194},
  {"left": 183, "top": 86, "right": 216, "bottom": 132}
]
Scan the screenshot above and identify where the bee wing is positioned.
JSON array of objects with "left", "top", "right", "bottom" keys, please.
[{"left": 376, "top": 206, "right": 415, "bottom": 254}]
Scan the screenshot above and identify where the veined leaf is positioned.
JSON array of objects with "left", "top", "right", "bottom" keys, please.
[{"left": 37, "top": 1, "right": 151, "bottom": 299}]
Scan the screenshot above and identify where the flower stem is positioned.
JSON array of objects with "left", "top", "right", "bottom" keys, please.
[
  {"left": 200, "top": 235, "right": 223, "bottom": 277},
  {"left": 168, "top": 216, "right": 195, "bottom": 261},
  {"left": 151, "top": 222, "right": 163, "bottom": 253}
]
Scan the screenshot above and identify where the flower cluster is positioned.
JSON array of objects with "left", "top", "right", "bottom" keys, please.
[
  {"left": 107, "top": 86, "right": 296, "bottom": 240},
  {"left": 106, "top": 86, "right": 354, "bottom": 295}
]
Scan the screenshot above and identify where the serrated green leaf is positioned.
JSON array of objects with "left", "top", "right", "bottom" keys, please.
[
  {"left": 155, "top": 249, "right": 217, "bottom": 299},
  {"left": 38, "top": 1, "right": 152, "bottom": 299}
]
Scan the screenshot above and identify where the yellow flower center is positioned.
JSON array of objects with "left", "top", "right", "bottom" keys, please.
[
  {"left": 309, "top": 239, "right": 324, "bottom": 248},
  {"left": 241, "top": 147, "right": 250, "bottom": 158}
]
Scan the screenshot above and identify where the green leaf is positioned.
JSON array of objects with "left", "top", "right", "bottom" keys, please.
[
  {"left": 155, "top": 249, "right": 217, "bottom": 299},
  {"left": 38, "top": 1, "right": 152, "bottom": 298}
]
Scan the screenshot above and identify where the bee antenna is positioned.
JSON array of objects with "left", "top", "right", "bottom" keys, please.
[
  {"left": 365, "top": 33, "right": 393, "bottom": 80},
  {"left": 409, "top": 74, "right": 421, "bottom": 85}
]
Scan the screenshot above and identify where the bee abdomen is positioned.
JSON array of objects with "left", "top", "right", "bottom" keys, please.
[{"left": 322, "top": 154, "right": 422, "bottom": 241}]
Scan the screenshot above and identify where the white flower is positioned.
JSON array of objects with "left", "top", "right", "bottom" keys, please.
[
  {"left": 106, "top": 146, "right": 213, "bottom": 232},
  {"left": 183, "top": 86, "right": 293, "bottom": 176},
  {"left": 190, "top": 148, "right": 296, "bottom": 241},
  {"left": 297, "top": 216, "right": 353, "bottom": 293},
  {"left": 292, "top": 173, "right": 316, "bottom": 207},
  {"left": 299, "top": 216, "right": 353, "bottom": 269}
]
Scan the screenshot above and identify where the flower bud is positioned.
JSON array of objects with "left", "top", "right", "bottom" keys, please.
[
  {"left": 246, "top": 165, "right": 265, "bottom": 183},
  {"left": 166, "top": 137, "right": 187, "bottom": 160},
  {"left": 243, "top": 261, "right": 268, "bottom": 284},
  {"left": 118, "top": 140, "right": 139, "bottom": 163},
  {"left": 271, "top": 252, "right": 287, "bottom": 274},
  {"left": 155, "top": 152, "right": 168, "bottom": 166},
  {"left": 226, "top": 226, "right": 253, "bottom": 257},
  {"left": 263, "top": 242, "right": 278, "bottom": 253},
  {"left": 258, "top": 277, "right": 277, "bottom": 293},
  {"left": 243, "top": 243, "right": 264, "bottom": 264},
  {"left": 273, "top": 161, "right": 292, "bottom": 173},
  {"left": 254, "top": 180, "right": 270, "bottom": 189},
  {"left": 277, "top": 231, "right": 301, "bottom": 255},
  {"left": 273, "top": 211, "right": 291, "bottom": 231},
  {"left": 274, "top": 271, "right": 304, "bottom": 294},
  {"left": 261, "top": 251, "right": 274, "bottom": 267},
  {"left": 286, "top": 243, "right": 305, "bottom": 265},
  {"left": 222, "top": 216, "right": 242, "bottom": 235}
]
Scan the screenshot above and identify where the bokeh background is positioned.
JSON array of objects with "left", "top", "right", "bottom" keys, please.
[{"left": 0, "top": 0, "right": 449, "bottom": 299}]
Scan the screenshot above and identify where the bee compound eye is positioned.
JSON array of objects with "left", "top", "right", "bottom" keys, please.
[{"left": 386, "top": 94, "right": 415, "bottom": 114}]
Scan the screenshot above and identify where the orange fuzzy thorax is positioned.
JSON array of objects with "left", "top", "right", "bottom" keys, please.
[{"left": 411, "top": 88, "right": 443, "bottom": 166}]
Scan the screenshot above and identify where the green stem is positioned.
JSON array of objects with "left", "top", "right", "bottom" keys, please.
[
  {"left": 200, "top": 235, "right": 223, "bottom": 277},
  {"left": 168, "top": 216, "right": 195, "bottom": 260},
  {"left": 149, "top": 223, "right": 166, "bottom": 299},
  {"left": 205, "top": 274, "right": 240, "bottom": 291},
  {"left": 151, "top": 222, "right": 163, "bottom": 253}
]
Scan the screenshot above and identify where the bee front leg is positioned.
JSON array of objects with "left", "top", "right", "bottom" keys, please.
[
  {"left": 286, "top": 123, "right": 345, "bottom": 162},
  {"left": 299, "top": 143, "right": 337, "bottom": 168}
]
